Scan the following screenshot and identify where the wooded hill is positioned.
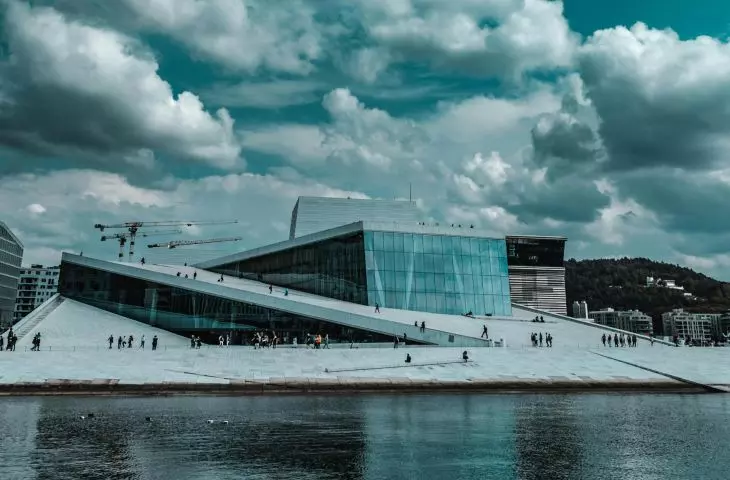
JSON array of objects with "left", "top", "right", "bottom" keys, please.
[{"left": 565, "top": 258, "right": 730, "bottom": 334}]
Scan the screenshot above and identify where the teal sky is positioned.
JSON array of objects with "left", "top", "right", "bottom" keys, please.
[{"left": 2, "top": 0, "right": 730, "bottom": 281}]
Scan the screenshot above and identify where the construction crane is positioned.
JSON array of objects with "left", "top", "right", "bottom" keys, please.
[
  {"left": 101, "top": 229, "right": 182, "bottom": 261},
  {"left": 93, "top": 220, "right": 238, "bottom": 262},
  {"left": 147, "top": 237, "right": 243, "bottom": 249}
]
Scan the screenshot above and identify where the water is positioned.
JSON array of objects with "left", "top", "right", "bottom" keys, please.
[{"left": 0, "top": 393, "right": 729, "bottom": 479}]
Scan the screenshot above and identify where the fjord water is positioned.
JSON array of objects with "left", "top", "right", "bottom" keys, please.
[{"left": 0, "top": 394, "right": 728, "bottom": 479}]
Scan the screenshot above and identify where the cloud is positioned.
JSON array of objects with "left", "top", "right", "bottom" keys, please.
[
  {"left": 351, "top": 0, "right": 578, "bottom": 81},
  {"left": 0, "top": 169, "right": 367, "bottom": 266},
  {"left": 0, "top": 1, "right": 241, "bottom": 170},
  {"left": 123, "top": 0, "right": 322, "bottom": 74},
  {"left": 203, "top": 80, "right": 326, "bottom": 108},
  {"left": 578, "top": 22, "right": 730, "bottom": 172}
]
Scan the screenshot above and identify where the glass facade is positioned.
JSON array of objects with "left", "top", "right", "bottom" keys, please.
[
  {"left": 364, "top": 230, "right": 512, "bottom": 316},
  {"left": 60, "top": 262, "right": 412, "bottom": 345},
  {"left": 212, "top": 233, "right": 368, "bottom": 305}
]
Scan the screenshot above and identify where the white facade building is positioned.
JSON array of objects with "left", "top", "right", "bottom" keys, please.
[
  {"left": 14, "top": 265, "right": 60, "bottom": 322},
  {"left": 589, "top": 308, "right": 653, "bottom": 335},
  {"left": 661, "top": 308, "right": 717, "bottom": 342},
  {"left": 290, "top": 196, "right": 421, "bottom": 239},
  {"left": 572, "top": 300, "right": 589, "bottom": 319},
  {"left": 0, "top": 221, "right": 23, "bottom": 328}
]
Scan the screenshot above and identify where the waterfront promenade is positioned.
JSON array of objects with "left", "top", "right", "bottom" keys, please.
[{"left": 1, "top": 297, "right": 726, "bottom": 395}]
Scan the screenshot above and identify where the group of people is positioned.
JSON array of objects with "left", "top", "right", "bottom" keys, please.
[
  {"left": 190, "top": 335, "right": 203, "bottom": 349},
  {"left": 531, "top": 332, "right": 554, "bottom": 347},
  {"left": 302, "top": 333, "right": 328, "bottom": 349},
  {"left": 602, "top": 332, "right": 638, "bottom": 347},
  {"left": 109, "top": 334, "right": 158, "bottom": 350},
  {"left": 0, "top": 328, "right": 17, "bottom": 351},
  {"left": 532, "top": 316, "right": 545, "bottom": 323}
]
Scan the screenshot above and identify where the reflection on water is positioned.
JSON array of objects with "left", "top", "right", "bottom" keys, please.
[{"left": 0, "top": 394, "right": 729, "bottom": 479}]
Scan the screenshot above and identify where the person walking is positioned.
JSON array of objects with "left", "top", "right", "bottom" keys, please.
[
  {"left": 481, "top": 325, "right": 489, "bottom": 339},
  {"left": 108, "top": 334, "right": 114, "bottom": 349},
  {"left": 375, "top": 303, "right": 380, "bottom": 313},
  {"left": 140, "top": 335, "right": 145, "bottom": 349},
  {"left": 601, "top": 333, "right": 606, "bottom": 347},
  {"left": 152, "top": 335, "right": 158, "bottom": 351}
]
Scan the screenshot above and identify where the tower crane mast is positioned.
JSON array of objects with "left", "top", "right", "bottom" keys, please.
[{"left": 100, "top": 229, "right": 182, "bottom": 261}]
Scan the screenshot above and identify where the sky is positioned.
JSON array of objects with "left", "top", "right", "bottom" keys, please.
[{"left": 2, "top": 0, "right": 730, "bottom": 280}]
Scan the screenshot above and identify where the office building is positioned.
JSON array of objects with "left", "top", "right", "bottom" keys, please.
[
  {"left": 14, "top": 265, "right": 60, "bottom": 322},
  {"left": 589, "top": 308, "right": 653, "bottom": 335},
  {"left": 572, "top": 300, "right": 588, "bottom": 319},
  {"left": 0, "top": 221, "right": 23, "bottom": 328},
  {"left": 661, "top": 309, "right": 716, "bottom": 342}
]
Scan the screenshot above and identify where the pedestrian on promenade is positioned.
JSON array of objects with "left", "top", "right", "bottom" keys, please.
[
  {"left": 284, "top": 289, "right": 288, "bottom": 296},
  {"left": 601, "top": 333, "right": 606, "bottom": 347},
  {"left": 218, "top": 335, "right": 224, "bottom": 347},
  {"left": 405, "top": 353, "right": 412, "bottom": 363},
  {"left": 632, "top": 334, "right": 637, "bottom": 347},
  {"left": 140, "top": 335, "right": 145, "bottom": 349},
  {"left": 403, "top": 333, "right": 407, "bottom": 345},
  {"left": 191, "top": 335, "right": 196, "bottom": 348},
  {"left": 462, "top": 351, "right": 469, "bottom": 362},
  {"left": 324, "top": 334, "right": 330, "bottom": 349},
  {"left": 614, "top": 335, "right": 619, "bottom": 347},
  {"left": 128, "top": 335, "right": 134, "bottom": 348},
  {"left": 539, "top": 332, "right": 543, "bottom": 347},
  {"left": 152, "top": 335, "right": 158, "bottom": 350},
  {"left": 375, "top": 303, "right": 380, "bottom": 313},
  {"left": 650, "top": 334, "right": 655, "bottom": 346},
  {"left": 118, "top": 335, "right": 123, "bottom": 349},
  {"left": 393, "top": 336, "right": 399, "bottom": 349},
  {"left": 193, "top": 271, "right": 197, "bottom": 279},
  {"left": 108, "top": 334, "right": 113, "bottom": 349},
  {"left": 481, "top": 325, "right": 488, "bottom": 339},
  {"left": 420, "top": 321, "right": 425, "bottom": 332},
  {"left": 269, "top": 284, "right": 273, "bottom": 294},
  {"left": 0, "top": 335, "right": 4, "bottom": 351}
]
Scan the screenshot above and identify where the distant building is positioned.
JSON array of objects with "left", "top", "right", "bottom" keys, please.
[
  {"left": 661, "top": 308, "right": 718, "bottom": 342},
  {"left": 572, "top": 300, "right": 588, "bottom": 319},
  {"left": 0, "top": 221, "right": 23, "bottom": 328},
  {"left": 14, "top": 265, "right": 60, "bottom": 322},
  {"left": 588, "top": 308, "right": 653, "bottom": 335},
  {"left": 716, "top": 312, "right": 730, "bottom": 339}
]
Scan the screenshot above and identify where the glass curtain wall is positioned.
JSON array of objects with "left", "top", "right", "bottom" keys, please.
[
  {"left": 60, "top": 262, "right": 401, "bottom": 345},
  {"left": 364, "top": 230, "right": 511, "bottom": 316},
  {"left": 211, "top": 233, "right": 368, "bottom": 305}
]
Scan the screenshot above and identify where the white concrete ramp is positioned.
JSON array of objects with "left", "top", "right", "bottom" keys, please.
[{"left": 15, "top": 298, "right": 188, "bottom": 350}]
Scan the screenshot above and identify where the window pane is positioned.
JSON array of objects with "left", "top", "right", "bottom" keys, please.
[
  {"left": 425, "top": 273, "right": 436, "bottom": 292},
  {"left": 492, "top": 276, "right": 502, "bottom": 295},
  {"left": 442, "top": 236, "right": 452, "bottom": 254},
  {"left": 413, "top": 234, "right": 424, "bottom": 253},
  {"left": 394, "top": 253, "right": 406, "bottom": 272},
  {"left": 444, "top": 255, "right": 454, "bottom": 274},
  {"left": 414, "top": 254, "right": 424, "bottom": 273},
  {"left": 498, "top": 257, "right": 509, "bottom": 276},
  {"left": 479, "top": 238, "right": 490, "bottom": 255},
  {"left": 432, "top": 235, "right": 442, "bottom": 255},
  {"left": 433, "top": 254, "right": 445, "bottom": 274},
  {"left": 461, "top": 237, "right": 471, "bottom": 255},
  {"left": 445, "top": 274, "right": 455, "bottom": 293},
  {"left": 414, "top": 272, "right": 425, "bottom": 293},
  {"left": 395, "top": 271, "right": 407, "bottom": 292},
  {"left": 435, "top": 273, "right": 445, "bottom": 291},
  {"left": 482, "top": 276, "right": 493, "bottom": 294},
  {"left": 464, "top": 275, "right": 473, "bottom": 294},
  {"left": 383, "top": 251, "right": 394, "bottom": 271},
  {"left": 374, "top": 231, "right": 384, "bottom": 251},
  {"left": 462, "top": 256, "right": 473, "bottom": 275},
  {"left": 434, "top": 293, "right": 445, "bottom": 313},
  {"left": 502, "top": 276, "right": 511, "bottom": 296},
  {"left": 403, "top": 233, "right": 413, "bottom": 253},
  {"left": 383, "top": 232, "right": 394, "bottom": 251},
  {"left": 424, "top": 254, "right": 434, "bottom": 273},
  {"left": 364, "top": 231, "right": 374, "bottom": 251},
  {"left": 393, "top": 233, "right": 404, "bottom": 252},
  {"left": 423, "top": 235, "right": 433, "bottom": 254},
  {"left": 484, "top": 295, "right": 494, "bottom": 314},
  {"left": 470, "top": 238, "right": 479, "bottom": 256}
]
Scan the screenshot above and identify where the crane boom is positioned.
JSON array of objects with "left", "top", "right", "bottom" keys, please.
[
  {"left": 100, "top": 229, "right": 182, "bottom": 242},
  {"left": 94, "top": 220, "right": 238, "bottom": 231},
  {"left": 93, "top": 219, "right": 237, "bottom": 262},
  {"left": 147, "top": 237, "right": 243, "bottom": 249}
]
